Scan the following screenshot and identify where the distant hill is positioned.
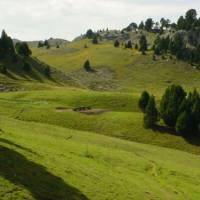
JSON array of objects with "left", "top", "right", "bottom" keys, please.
[{"left": 13, "top": 38, "right": 70, "bottom": 48}]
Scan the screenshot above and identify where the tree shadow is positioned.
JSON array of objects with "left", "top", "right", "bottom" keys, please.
[
  {"left": 0, "top": 143, "right": 89, "bottom": 200},
  {"left": 182, "top": 134, "right": 200, "bottom": 147},
  {"left": 0, "top": 138, "right": 38, "bottom": 156},
  {"left": 152, "top": 125, "right": 200, "bottom": 147},
  {"left": 151, "top": 125, "right": 179, "bottom": 136}
]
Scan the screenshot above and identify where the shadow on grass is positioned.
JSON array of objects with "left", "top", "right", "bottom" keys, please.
[
  {"left": 152, "top": 125, "right": 200, "bottom": 147},
  {"left": 0, "top": 144, "right": 89, "bottom": 200},
  {"left": 152, "top": 125, "right": 178, "bottom": 135},
  {"left": 182, "top": 134, "right": 200, "bottom": 147},
  {"left": 0, "top": 138, "right": 38, "bottom": 156}
]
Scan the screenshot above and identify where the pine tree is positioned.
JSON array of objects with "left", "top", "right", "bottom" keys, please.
[
  {"left": 138, "top": 21, "right": 144, "bottom": 30},
  {"left": 175, "top": 111, "right": 190, "bottom": 134},
  {"left": 86, "top": 29, "right": 94, "bottom": 38},
  {"left": 92, "top": 35, "right": 98, "bottom": 44},
  {"left": 139, "top": 35, "right": 147, "bottom": 54},
  {"left": 38, "top": 41, "right": 43, "bottom": 48},
  {"left": 125, "top": 40, "right": 132, "bottom": 49},
  {"left": 15, "top": 42, "right": 32, "bottom": 57},
  {"left": 138, "top": 91, "right": 150, "bottom": 113},
  {"left": 145, "top": 18, "right": 154, "bottom": 32},
  {"left": 0, "top": 30, "right": 15, "bottom": 57},
  {"left": 83, "top": 60, "right": 92, "bottom": 72},
  {"left": 114, "top": 40, "right": 120, "bottom": 47},
  {"left": 160, "top": 85, "right": 186, "bottom": 128},
  {"left": 144, "top": 96, "right": 158, "bottom": 128},
  {"left": 44, "top": 66, "right": 50, "bottom": 76},
  {"left": 22, "top": 62, "right": 31, "bottom": 72}
]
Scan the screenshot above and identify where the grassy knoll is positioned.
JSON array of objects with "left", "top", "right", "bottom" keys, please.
[
  {"left": 32, "top": 39, "right": 200, "bottom": 94},
  {"left": 0, "top": 117, "right": 200, "bottom": 200}
]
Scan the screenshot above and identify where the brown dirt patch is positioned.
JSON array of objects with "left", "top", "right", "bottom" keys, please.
[
  {"left": 55, "top": 107, "right": 109, "bottom": 115},
  {"left": 78, "top": 109, "right": 109, "bottom": 115}
]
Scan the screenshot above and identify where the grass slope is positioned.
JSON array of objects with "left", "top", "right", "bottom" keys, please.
[
  {"left": 32, "top": 39, "right": 200, "bottom": 94},
  {"left": 0, "top": 88, "right": 199, "bottom": 155},
  {"left": 0, "top": 117, "right": 200, "bottom": 200}
]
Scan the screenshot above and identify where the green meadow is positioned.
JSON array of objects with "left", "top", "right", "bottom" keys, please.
[{"left": 0, "top": 37, "right": 200, "bottom": 199}]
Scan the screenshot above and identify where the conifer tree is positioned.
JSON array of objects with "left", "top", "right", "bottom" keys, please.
[
  {"left": 139, "top": 35, "right": 147, "bottom": 54},
  {"left": 160, "top": 85, "right": 186, "bottom": 128},
  {"left": 138, "top": 91, "right": 150, "bottom": 113},
  {"left": 144, "top": 96, "right": 158, "bottom": 128},
  {"left": 114, "top": 40, "right": 120, "bottom": 47}
]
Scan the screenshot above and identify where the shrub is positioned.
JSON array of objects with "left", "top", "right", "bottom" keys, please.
[
  {"left": 138, "top": 91, "right": 150, "bottom": 113},
  {"left": 23, "top": 62, "right": 31, "bottom": 72},
  {"left": 114, "top": 40, "right": 120, "bottom": 47},
  {"left": 0, "top": 66, "right": 7, "bottom": 74},
  {"left": 44, "top": 66, "right": 50, "bottom": 76},
  {"left": 83, "top": 60, "right": 93, "bottom": 72},
  {"left": 144, "top": 96, "right": 158, "bottom": 128}
]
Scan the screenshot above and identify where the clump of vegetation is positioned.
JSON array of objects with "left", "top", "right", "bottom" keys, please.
[
  {"left": 139, "top": 35, "right": 147, "bottom": 54},
  {"left": 86, "top": 29, "right": 95, "bottom": 39},
  {"left": 0, "top": 65, "right": 7, "bottom": 74},
  {"left": 152, "top": 9, "right": 200, "bottom": 64},
  {"left": 22, "top": 62, "right": 31, "bottom": 72},
  {"left": 73, "top": 106, "right": 91, "bottom": 112},
  {"left": 140, "top": 85, "right": 200, "bottom": 136},
  {"left": 114, "top": 40, "right": 120, "bottom": 47},
  {"left": 92, "top": 35, "right": 98, "bottom": 44},
  {"left": 38, "top": 41, "right": 43, "bottom": 48},
  {"left": 125, "top": 40, "right": 132, "bottom": 49},
  {"left": 0, "top": 30, "right": 15, "bottom": 59},
  {"left": 144, "top": 95, "right": 158, "bottom": 128},
  {"left": 44, "top": 66, "right": 50, "bottom": 76},
  {"left": 138, "top": 91, "right": 150, "bottom": 113},
  {"left": 15, "top": 42, "right": 32, "bottom": 57},
  {"left": 83, "top": 60, "right": 94, "bottom": 72}
]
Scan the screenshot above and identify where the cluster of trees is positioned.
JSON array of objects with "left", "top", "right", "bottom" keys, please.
[
  {"left": 153, "top": 34, "right": 200, "bottom": 64},
  {"left": 86, "top": 29, "right": 99, "bottom": 44},
  {"left": 38, "top": 40, "right": 50, "bottom": 49},
  {"left": 0, "top": 30, "right": 53, "bottom": 75},
  {"left": 0, "top": 30, "right": 16, "bottom": 59},
  {"left": 15, "top": 42, "right": 32, "bottom": 57},
  {"left": 113, "top": 35, "right": 147, "bottom": 54},
  {"left": 127, "top": 9, "right": 200, "bottom": 33},
  {"left": 139, "top": 85, "right": 200, "bottom": 136},
  {"left": 177, "top": 9, "right": 200, "bottom": 30},
  {"left": 0, "top": 30, "right": 32, "bottom": 60}
]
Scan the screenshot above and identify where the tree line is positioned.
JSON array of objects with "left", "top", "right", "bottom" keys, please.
[
  {"left": 0, "top": 30, "right": 32, "bottom": 59},
  {"left": 0, "top": 30, "right": 50, "bottom": 75},
  {"left": 153, "top": 32, "right": 200, "bottom": 64},
  {"left": 139, "top": 85, "right": 200, "bottom": 136},
  {"left": 127, "top": 9, "right": 200, "bottom": 33}
]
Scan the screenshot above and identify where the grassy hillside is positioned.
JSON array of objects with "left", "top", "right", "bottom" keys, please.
[
  {"left": 32, "top": 38, "right": 200, "bottom": 95},
  {"left": 0, "top": 33, "right": 200, "bottom": 200},
  {"left": 0, "top": 55, "right": 79, "bottom": 91},
  {"left": 0, "top": 87, "right": 199, "bottom": 155},
  {"left": 0, "top": 117, "right": 200, "bottom": 200}
]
